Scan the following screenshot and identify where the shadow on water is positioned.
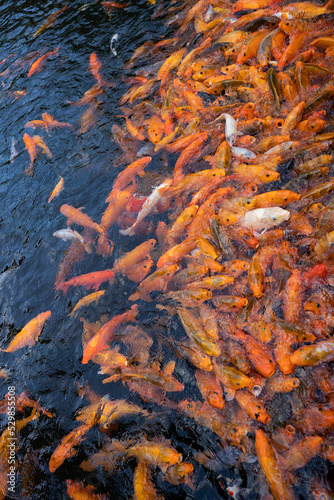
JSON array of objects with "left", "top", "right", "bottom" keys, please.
[{"left": 0, "top": 1, "right": 333, "bottom": 499}]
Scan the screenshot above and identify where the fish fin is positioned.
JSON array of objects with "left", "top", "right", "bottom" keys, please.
[
  {"left": 83, "top": 242, "right": 92, "bottom": 254},
  {"left": 102, "top": 373, "right": 122, "bottom": 384},
  {"left": 326, "top": 0, "right": 334, "bottom": 10},
  {"left": 163, "top": 360, "right": 176, "bottom": 376},
  {"left": 119, "top": 226, "right": 135, "bottom": 236},
  {"left": 24, "top": 164, "right": 34, "bottom": 176},
  {"left": 97, "top": 233, "right": 114, "bottom": 257},
  {"left": 55, "top": 282, "right": 70, "bottom": 295},
  {"left": 129, "top": 291, "right": 139, "bottom": 301}
]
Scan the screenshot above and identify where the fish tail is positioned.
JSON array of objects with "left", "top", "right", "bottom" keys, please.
[
  {"left": 97, "top": 233, "right": 114, "bottom": 257},
  {"left": 55, "top": 282, "right": 69, "bottom": 295},
  {"left": 24, "top": 164, "right": 34, "bottom": 176},
  {"left": 119, "top": 226, "right": 135, "bottom": 236}
]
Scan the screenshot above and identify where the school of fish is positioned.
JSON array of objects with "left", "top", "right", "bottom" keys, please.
[{"left": 1, "top": 0, "right": 334, "bottom": 498}]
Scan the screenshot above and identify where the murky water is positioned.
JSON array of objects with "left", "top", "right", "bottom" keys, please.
[{"left": 1, "top": 1, "right": 334, "bottom": 499}]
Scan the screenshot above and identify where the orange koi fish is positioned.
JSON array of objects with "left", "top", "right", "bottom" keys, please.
[
  {"left": 82, "top": 304, "right": 138, "bottom": 363},
  {"left": 127, "top": 439, "right": 182, "bottom": 466},
  {"left": 112, "top": 239, "right": 156, "bottom": 274},
  {"left": 1, "top": 311, "right": 51, "bottom": 353},
  {"left": 164, "top": 463, "right": 194, "bottom": 486},
  {"left": 66, "top": 480, "right": 108, "bottom": 500},
  {"left": 48, "top": 177, "right": 64, "bottom": 203},
  {"left": 178, "top": 307, "right": 221, "bottom": 357},
  {"left": 110, "top": 156, "right": 152, "bottom": 195},
  {"left": 133, "top": 461, "right": 159, "bottom": 500},
  {"left": 88, "top": 52, "right": 105, "bottom": 88},
  {"left": 24, "top": 119, "right": 46, "bottom": 130},
  {"left": 284, "top": 436, "right": 324, "bottom": 471},
  {"left": 157, "top": 48, "right": 187, "bottom": 85},
  {"left": 14, "top": 391, "right": 53, "bottom": 417},
  {"left": 32, "top": 135, "right": 52, "bottom": 158},
  {"left": 49, "top": 423, "right": 92, "bottom": 473},
  {"left": 290, "top": 339, "right": 334, "bottom": 366},
  {"left": 195, "top": 370, "right": 225, "bottom": 409},
  {"left": 69, "top": 290, "right": 105, "bottom": 317},
  {"left": 255, "top": 429, "right": 297, "bottom": 500},
  {"left": 67, "top": 84, "right": 104, "bottom": 106},
  {"left": 103, "top": 363, "right": 184, "bottom": 392},
  {"left": 101, "top": 1, "right": 129, "bottom": 13},
  {"left": 129, "top": 264, "right": 179, "bottom": 302},
  {"left": 55, "top": 269, "right": 115, "bottom": 295},
  {"left": 76, "top": 397, "right": 148, "bottom": 429},
  {"left": 33, "top": 6, "right": 68, "bottom": 38},
  {"left": 60, "top": 204, "right": 103, "bottom": 234},
  {"left": 267, "top": 374, "right": 300, "bottom": 393},
  {"left": 235, "top": 390, "right": 270, "bottom": 424},
  {"left": 212, "top": 361, "right": 252, "bottom": 390},
  {"left": 147, "top": 115, "right": 164, "bottom": 144},
  {"left": 41, "top": 112, "right": 73, "bottom": 131},
  {"left": 27, "top": 46, "right": 60, "bottom": 77},
  {"left": 23, "top": 132, "right": 38, "bottom": 175}
]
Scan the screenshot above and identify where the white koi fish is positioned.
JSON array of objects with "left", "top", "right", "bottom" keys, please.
[
  {"left": 238, "top": 207, "right": 290, "bottom": 234},
  {"left": 53, "top": 228, "right": 92, "bottom": 253},
  {"left": 220, "top": 113, "right": 241, "bottom": 146},
  {"left": 120, "top": 179, "right": 173, "bottom": 236},
  {"left": 231, "top": 146, "right": 256, "bottom": 160}
]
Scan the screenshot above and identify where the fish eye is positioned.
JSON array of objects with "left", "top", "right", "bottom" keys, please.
[
  {"left": 266, "top": 174, "right": 270, "bottom": 177},
  {"left": 272, "top": 216, "right": 276, "bottom": 220}
]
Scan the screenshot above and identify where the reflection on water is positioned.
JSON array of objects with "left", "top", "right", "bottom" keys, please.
[{"left": 1, "top": 0, "right": 334, "bottom": 499}]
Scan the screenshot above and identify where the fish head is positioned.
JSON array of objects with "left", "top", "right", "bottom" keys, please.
[
  {"left": 261, "top": 207, "right": 290, "bottom": 228},
  {"left": 258, "top": 169, "right": 280, "bottom": 183}
]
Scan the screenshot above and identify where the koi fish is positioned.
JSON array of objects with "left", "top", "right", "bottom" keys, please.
[
  {"left": 120, "top": 179, "right": 173, "bottom": 235},
  {"left": 127, "top": 439, "right": 182, "bottom": 466},
  {"left": 32, "top": 135, "right": 52, "bottom": 158},
  {"left": 60, "top": 204, "right": 103, "bottom": 234},
  {"left": 255, "top": 429, "right": 297, "bottom": 500},
  {"left": 133, "top": 461, "right": 159, "bottom": 500},
  {"left": 112, "top": 239, "right": 156, "bottom": 274},
  {"left": 66, "top": 480, "right": 108, "bottom": 500},
  {"left": 67, "top": 84, "right": 104, "bottom": 106},
  {"left": 49, "top": 423, "right": 92, "bottom": 472},
  {"left": 27, "top": 46, "right": 60, "bottom": 77},
  {"left": 53, "top": 228, "right": 91, "bottom": 253},
  {"left": 41, "top": 113, "right": 73, "bottom": 131},
  {"left": 1, "top": 311, "right": 51, "bottom": 352},
  {"left": 23, "top": 133, "right": 38, "bottom": 175},
  {"left": 69, "top": 290, "right": 105, "bottom": 317},
  {"left": 33, "top": 7, "right": 68, "bottom": 38},
  {"left": 82, "top": 304, "right": 138, "bottom": 363},
  {"left": 55, "top": 269, "right": 115, "bottom": 294},
  {"left": 48, "top": 177, "right": 64, "bottom": 203},
  {"left": 10, "top": 136, "right": 17, "bottom": 163},
  {"left": 238, "top": 207, "right": 290, "bottom": 234}
]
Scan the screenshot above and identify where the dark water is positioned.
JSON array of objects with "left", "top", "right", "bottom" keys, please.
[{"left": 0, "top": 1, "right": 333, "bottom": 499}]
